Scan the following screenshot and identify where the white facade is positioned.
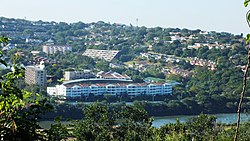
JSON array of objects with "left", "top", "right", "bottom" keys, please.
[
  {"left": 64, "top": 70, "right": 94, "bottom": 80},
  {"left": 43, "top": 45, "right": 72, "bottom": 54},
  {"left": 82, "top": 49, "right": 119, "bottom": 62},
  {"left": 56, "top": 85, "right": 67, "bottom": 97},
  {"left": 25, "top": 63, "right": 47, "bottom": 87},
  {"left": 127, "top": 84, "right": 147, "bottom": 95},
  {"left": 163, "top": 83, "right": 172, "bottom": 95},
  {"left": 47, "top": 87, "right": 56, "bottom": 95},
  {"left": 48, "top": 83, "right": 172, "bottom": 98},
  {"left": 90, "top": 84, "right": 106, "bottom": 96}
]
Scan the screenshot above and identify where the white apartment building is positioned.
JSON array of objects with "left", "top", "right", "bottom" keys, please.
[
  {"left": 43, "top": 45, "right": 72, "bottom": 54},
  {"left": 64, "top": 70, "right": 95, "bottom": 80},
  {"left": 47, "top": 82, "right": 172, "bottom": 98},
  {"left": 82, "top": 49, "right": 120, "bottom": 62},
  {"left": 47, "top": 87, "right": 56, "bottom": 95},
  {"left": 25, "top": 62, "right": 47, "bottom": 87}
]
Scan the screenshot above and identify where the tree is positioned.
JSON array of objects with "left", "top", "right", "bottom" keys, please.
[
  {"left": 187, "top": 114, "right": 218, "bottom": 140},
  {"left": 0, "top": 36, "right": 52, "bottom": 140},
  {"left": 157, "top": 119, "right": 188, "bottom": 140},
  {"left": 73, "top": 103, "right": 154, "bottom": 141},
  {"left": 45, "top": 117, "right": 72, "bottom": 141},
  {"left": 23, "top": 29, "right": 34, "bottom": 37},
  {"left": 96, "top": 60, "right": 110, "bottom": 71}
]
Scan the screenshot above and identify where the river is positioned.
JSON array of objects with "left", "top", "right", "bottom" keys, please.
[
  {"left": 152, "top": 113, "right": 250, "bottom": 127},
  {"left": 39, "top": 113, "right": 250, "bottom": 129}
]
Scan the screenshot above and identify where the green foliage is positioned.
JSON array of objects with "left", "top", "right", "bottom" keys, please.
[
  {"left": 235, "top": 122, "right": 250, "bottom": 140},
  {"left": 245, "top": 0, "right": 250, "bottom": 7},
  {"left": 0, "top": 36, "right": 53, "bottom": 140},
  {"left": 155, "top": 114, "right": 234, "bottom": 141},
  {"left": 142, "top": 66, "right": 166, "bottom": 79},
  {"left": 246, "top": 34, "right": 250, "bottom": 44},
  {"left": 1, "top": 16, "right": 250, "bottom": 140},
  {"left": 73, "top": 103, "right": 154, "bottom": 141},
  {"left": 0, "top": 17, "right": 246, "bottom": 100},
  {"left": 157, "top": 119, "right": 188, "bottom": 141},
  {"left": 187, "top": 114, "right": 217, "bottom": 140},
  {"left": 45, "top": 117, "right": 72, "bottom": 141},
  {"left": 96, "top": 60, "right": 110, "bottom": 71},
  {"left": 0, "top": 36, "right": 10, "bottom": 45}
]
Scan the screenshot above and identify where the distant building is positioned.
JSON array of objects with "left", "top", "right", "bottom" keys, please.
[
  {"left": 47, "top": 87, "right": 56, "bottom": 95},
  {"left": 189, "top": 57, "right": 217, "bottom": 70},
  {"left": 47, "top": 82, "right": 172, "bottom": 98},
  {"left": 64, "top": 70, "right": 95, "bottom": 81},
  {"left": 25, "top": 62, "right": 47, "bottom": 87},
  {"left": 82, "top": 49, "right": 120, "bottom": 62},
  {"left": 62, "top": 71, "right": 132, "bottom": 85},
  {"left": 187, "top": 43, "right": 203, "bottom": 50},
  {"left": 25, "top": 38, "right": 42, "bottom": 44},
  {"left": 170, "top": 67, "right": 194, "bottom": 78},
  {"left": 31, "top": 50, "right": 41, "bottom": 56},
  {"left": 33, "top": 56, "right": 49, "bottom": 64},
  {"left": 42, "top": 45, "right": 72, "bottom": 54},
  {"left": 109, "top": 63, "right": 124, "bottom": 68},
  {"left": 48, "top": 70, "right": 172, "bottom": 98}
]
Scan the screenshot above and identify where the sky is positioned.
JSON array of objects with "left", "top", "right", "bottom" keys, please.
[{"left": 0, "top": 0, "right": 249, "bottom": 35}]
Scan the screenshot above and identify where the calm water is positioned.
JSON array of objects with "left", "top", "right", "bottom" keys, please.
[
  {"left": 40, "top": 113, "right": 250, "bottom": 129},
  {"left": 152, "top": 113, "right": 250, "bottom": 127}
]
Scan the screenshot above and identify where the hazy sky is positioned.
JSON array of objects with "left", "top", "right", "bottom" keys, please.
[{"left": 0, "top": 0, "right": 249, "bottom": 35}]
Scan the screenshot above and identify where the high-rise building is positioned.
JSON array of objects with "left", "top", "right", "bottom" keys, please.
[{"left": 25, "top": 62, "right": 47, "bottom": 87}]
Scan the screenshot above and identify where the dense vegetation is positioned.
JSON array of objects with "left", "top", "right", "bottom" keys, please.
[
  {"left": 0, "top": 16, "right": 250, "bottom": 116},
  {"left": 45, "top": 97, "right": 241, "bottom": 119},
  {"left": 1, "top": 15, "right": 250, "bottom": 140},
  {"left": 0, "top": 22, "right": 250, "bottom": 141},
  {"left": 46, "top": 103, "right": 250, "bottom": 141},
  {"left": 0, "top": 37, "right": 53, "bottom": 140}
]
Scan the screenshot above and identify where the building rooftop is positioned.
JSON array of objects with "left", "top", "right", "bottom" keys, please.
[
  {"left": 63, "top": 78, "right": 133, "bottom": 85},
  {"left": 97, "top": 71, "right": 131, "bottom": 80},
  {"left": 26, "top": 61, "right": 45, "bottom": 70},
  {"left": 82, "top": 49, "right": 120, "bottom": 62},
  {"left": 64, "top": 82, "right": 170, "bottom": 88}
]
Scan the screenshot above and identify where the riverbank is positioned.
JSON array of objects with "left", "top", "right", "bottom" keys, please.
[
  {"left": 40, "top": 113, "right": 250, "bottom": 129},
  {"left": 42, "top": 100, "right": 240, "bottom": 120}
]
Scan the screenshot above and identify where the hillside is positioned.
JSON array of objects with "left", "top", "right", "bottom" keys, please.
[{"left": 0, "top": 17, "right": 249, "bottom": 115}]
